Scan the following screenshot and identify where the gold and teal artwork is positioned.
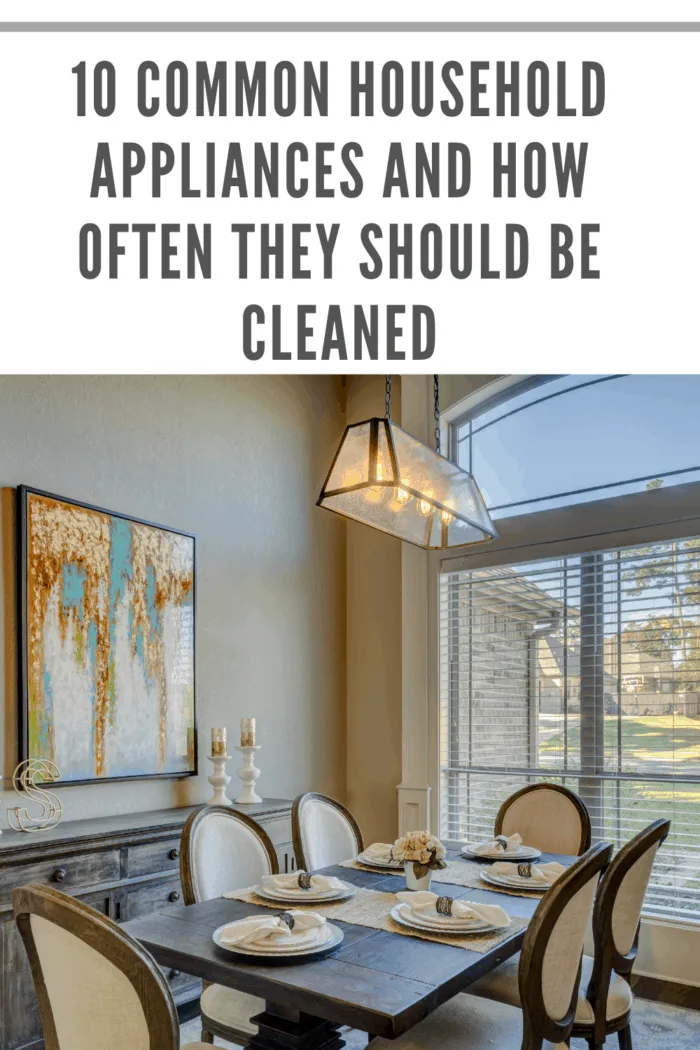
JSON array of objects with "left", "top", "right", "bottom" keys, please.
[{"left": 20, "top": 487, "right": 196, "bottom": 784}]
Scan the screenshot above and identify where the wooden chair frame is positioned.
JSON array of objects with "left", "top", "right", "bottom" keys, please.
[
  {"left": 495, "top": 783, "right": 592, "bottom": 856},
  {"left": 180, "top": 804, "right": 279, "bottom": 907},
  {"left": 518, "top": 841, "right": 613, "bottom": 1050},
  {"left": 180, "top": 805, "right": 279, "bottom": 1045},
  {"left": 292, "top": 792, "right": 364, "bottom": 872},
  {"left": 572, "top": 818, "right": 671, "bottom": 1050},
  {"left": 13, "top": 883, "right": 180, "bottom": 1050}
]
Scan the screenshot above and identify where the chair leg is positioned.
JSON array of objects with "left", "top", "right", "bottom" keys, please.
[
  {"left": 618, "top": 1024, "right": 633, "bottom": 1050},
  {"left": 201, "top": 1027, "right": 215, "bottom": 1044}
]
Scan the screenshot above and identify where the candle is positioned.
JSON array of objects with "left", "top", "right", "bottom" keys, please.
[
  {"left": 211, "top": 727, "right": 227, "bottom": 756},
  {"left": 240, "top": 718, "right": 256, "bottom": 748}
]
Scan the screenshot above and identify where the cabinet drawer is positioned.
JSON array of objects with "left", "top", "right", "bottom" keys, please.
[
  {"left": 126, "top": 837, "right": 182, "bottom": 878},
  {"left": 124, "top": 877, "right": 183, "bottom": 920},
  {"left": 0, "top": 849, "right": 120, "bottom": 904},
  {"left": 260, "top": 816, "right": 293, "bottom": 846}
]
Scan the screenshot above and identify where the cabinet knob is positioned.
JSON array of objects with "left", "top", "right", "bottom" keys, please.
[
  {"left": 168, "top": 848, "right": 180, "bottom": 861},
  {"left": 168, "top": 969, "right": 181, "bottom": 981},
  {"left": 52, "top": 867, "right": 67, "bottom": 883},
  {"left": 168, "top": 890, "right": 181, "bottom": 903}
]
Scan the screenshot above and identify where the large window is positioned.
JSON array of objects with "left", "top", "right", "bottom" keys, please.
[
  {"left": 440, "top": 374, "right": 700, "bottom": 923},
  {"left": 454, "top": 375, "right": 700, "bottom": 517}
]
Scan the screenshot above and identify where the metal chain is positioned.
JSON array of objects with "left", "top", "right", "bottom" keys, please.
[
  {"left": 434, "top": 374, "right": 441, "bottom": 453},
  {"left": 385, "top": 375, "right": 392, "bottom": 419}
]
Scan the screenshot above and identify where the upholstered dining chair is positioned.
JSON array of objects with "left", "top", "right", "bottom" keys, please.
[
  {"left": 292, "top": 791, "right": 364, "bottom": 870},
  {"left": 13, "top": 882, "right": 211, "bottom": 1050},
  {"left": 369, "top": 841, "right": 612, "bottom": 1050},
  {"left": 466, "top": 819, "right": 671, "bottom": 1050},
  {"left": 495, "top": 783, "right": 592, "bottom": 856},
  {"left": 180, "top": 805, "right": 279, "bottom": 1046}
]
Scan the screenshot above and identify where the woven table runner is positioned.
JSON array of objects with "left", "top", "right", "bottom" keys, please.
[
  {"left": 339, "top": 858, "right": 545, "bottom": 899},
  {"left": 222, "top": 885, "right": 527, "bottom": 954}
]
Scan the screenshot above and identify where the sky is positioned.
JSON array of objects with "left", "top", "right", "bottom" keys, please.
[{"left": 457, "top": 374, "right": 700, "bottom": 516}]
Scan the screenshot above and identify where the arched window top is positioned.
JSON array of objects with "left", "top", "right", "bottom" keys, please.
[{"left": 454, "top": 374, "right": 700, "bottom": 518}]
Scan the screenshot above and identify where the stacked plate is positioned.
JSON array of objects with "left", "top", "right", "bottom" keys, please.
[
  {"left": 213, "top": 920, "right": 344, "bottom": 959},
  {"left": 254, "top": 879, "right": 355, "bottom": 904},
  {"left": 480, "top": 868, "right": 550, "bottom": 893},
  {"left": 461, "top": 843, "right": 542, "bottom": 862},
  {"left": 391, "top": 903, "right": 508, "bottom": 935},
  {"left": 356, "top": 848, "right": 403, "bottom": 871}
]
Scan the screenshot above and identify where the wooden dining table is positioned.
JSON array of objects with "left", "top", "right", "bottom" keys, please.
[{"left": 122, "top": 849, "right": 573, "bottom": 1050}]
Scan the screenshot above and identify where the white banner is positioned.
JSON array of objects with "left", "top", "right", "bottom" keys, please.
[{"left": 0, "top": 14, "right": 697, "bottom": 372}]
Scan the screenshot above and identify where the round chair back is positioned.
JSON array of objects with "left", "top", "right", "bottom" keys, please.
[
  {"left": 518, "top": 841, "right": 612, "bottom": 1049},
  {"left": 496, "top": 783, "right": 591, "bottom": 856},
  {"left": 13, "top": 883, "right": 179, "bottom": 1050},
  {"left": 583, "top": 819, "right": 671, "bottom": 1047},
  {"left": 180, "top": 805, "right": 278, "bottom": 904},
  {"left": 292, "top": 792, "right": 364, "bottom": 871}
]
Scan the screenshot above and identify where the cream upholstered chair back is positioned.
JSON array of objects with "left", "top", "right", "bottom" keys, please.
[
  {"left": 496, "top": 783, "right": 592, "bottom": 856},
  {"left": 292, "top": 792, "right": 364, "bottom": 870},
  {"left": 518, "top": 841, "right": 612, "bottom": 1048},
  {"left": 180, "top": 805, "right": 278, "bottom": 904},
  {"left": 13, "top": 883, "right": 179, "bottom": 1050},
  {"left": 582, "top": 819, "right": 670, "bottom": 1046}
]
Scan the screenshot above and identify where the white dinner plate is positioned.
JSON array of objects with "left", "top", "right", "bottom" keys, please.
[
  {"left": 461, "top": 844, "right": 542, "bottom": 862},
  {"left": 356, "top": 851, "right": 403, "bottom": 870},
  {"left": 391, "top": 904, "right": 505, "bottom": 935},
  {"left": 213, "top": 921, "right": 344, "bottom": 958},
  {"left": 254, "top": 881, "right": 355, "bottom": 904},
  {"left": 395, "top": 903, "right": 489, "bottom": 931},
  {"left": 479, "top": 870, "right": 550, "bottom": 893}
]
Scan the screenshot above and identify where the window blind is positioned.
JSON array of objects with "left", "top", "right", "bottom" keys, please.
[{"left": 439, "top": 537, "right": 700, "bottom": 922}]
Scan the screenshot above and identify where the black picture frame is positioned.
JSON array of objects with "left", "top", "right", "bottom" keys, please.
[{"left": 17, "top": 485, "right": 198, "bottom": 787}]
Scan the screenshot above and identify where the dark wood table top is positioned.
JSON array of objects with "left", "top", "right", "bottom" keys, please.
[{"left": 123, "top": 850, "right": 572, "bottom": 1039}]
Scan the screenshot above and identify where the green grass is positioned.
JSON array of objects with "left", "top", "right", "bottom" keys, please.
[{"left": 540, "top": 714, "right": 700, "bottom": 770}]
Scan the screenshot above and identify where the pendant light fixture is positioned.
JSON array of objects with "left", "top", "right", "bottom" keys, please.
[{"left": 316, "top": 376, "right": 498, "bottom": 550}]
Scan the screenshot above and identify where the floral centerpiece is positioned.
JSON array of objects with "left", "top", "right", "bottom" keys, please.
[{"left": 392, "top": 830, "right": 447, "bottom": 889}]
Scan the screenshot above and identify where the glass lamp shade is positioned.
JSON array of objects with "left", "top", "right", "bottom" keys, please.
[{"left": 317, "top": 418, "right": 498, "bottom": 550}]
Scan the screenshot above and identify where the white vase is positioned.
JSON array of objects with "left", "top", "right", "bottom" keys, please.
[{"left": 404, "top": 862, "right": 432, "bottom": 891}]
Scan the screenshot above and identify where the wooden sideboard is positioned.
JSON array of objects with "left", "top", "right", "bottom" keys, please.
[{"left": 0, "top": 799, "right": 295, "bottom": 1050}]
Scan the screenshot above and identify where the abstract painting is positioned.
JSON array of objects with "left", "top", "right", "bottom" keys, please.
[{"left": 19, "top": 487, "right": 196, "bottom": 784}]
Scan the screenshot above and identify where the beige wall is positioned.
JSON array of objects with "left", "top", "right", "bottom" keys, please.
[
  {"left": 345, "top": 376, "right": 403, "bottom": 844},
  {"left": 0, "top": 376, "right": 347, "bottom": 822}
]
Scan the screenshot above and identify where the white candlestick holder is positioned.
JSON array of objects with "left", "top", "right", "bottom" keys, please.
[
  {"left": 234, "top": 745, "right": 262, "bottom": 804},
  {"left": 206, "top": 754, "right": 233, "bottom": 807}
]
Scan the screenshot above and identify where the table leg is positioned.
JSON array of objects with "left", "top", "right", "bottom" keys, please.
[{"left": 247, "top": 1002, "right": 346, "bottom": 1050}]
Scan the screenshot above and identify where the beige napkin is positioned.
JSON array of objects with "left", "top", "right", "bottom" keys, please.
[
  {"left": 218, "top": 910, "right": 328, "bottom": 949},
  {"left": 396, "top": 890, "right": 510, "bottom": 928},
  {"left": 491, "top": 861, "right": 566, "bottom": 884},
  {"left": 363, "top": 842, "right": 397, "bottom": 863},
  {"left": 472, "top": 832, "right": 523, "bottom": 857},
  {"left": 261, "top": 871, "right": 346, "bottom": 893}
]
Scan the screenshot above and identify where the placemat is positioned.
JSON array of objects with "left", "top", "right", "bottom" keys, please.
[
  {"left": 339, "top": 858, "right": 545, "bottom": 899},
  {"left": 222, "top": 885, "right": 527, "bottom": 954}
]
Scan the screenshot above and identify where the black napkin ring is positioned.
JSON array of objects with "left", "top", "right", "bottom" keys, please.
[
  {"left": 494, "top": 836, "right": 509, "bottom": 851},
  {"left": 435, "top": 896, "right": 454, "bottom": 915},
  {"left": 298, "top": 872, "right": 313, "bottom": 889},
  {"left": 517, "top": 863, "right": 532, "bottom": 878},
  {"left": 278, "top": 911, "right": 295, "bottom": 930}
]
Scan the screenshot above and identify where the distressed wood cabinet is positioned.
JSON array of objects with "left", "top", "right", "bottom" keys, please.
[{"left": 0, "top": 799, "right": 294, "bottom": 1050}]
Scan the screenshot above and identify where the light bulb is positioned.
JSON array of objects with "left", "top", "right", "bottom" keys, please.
[
  {"left": 439, "top": 500, "right": 455, "bottom": 525},
  {"left": 395, "top": 479, "right": 412, "bottom": 506},
  {"left": 366, "top": 460, "right": 387, "bottom": 503},
  {"left": 418, "top": 497, "right": 433, "bottom": 517}
]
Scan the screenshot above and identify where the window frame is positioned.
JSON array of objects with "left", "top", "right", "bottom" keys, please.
[{"left": 429, "top": 385, "right": 700, "bottom": 849}]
